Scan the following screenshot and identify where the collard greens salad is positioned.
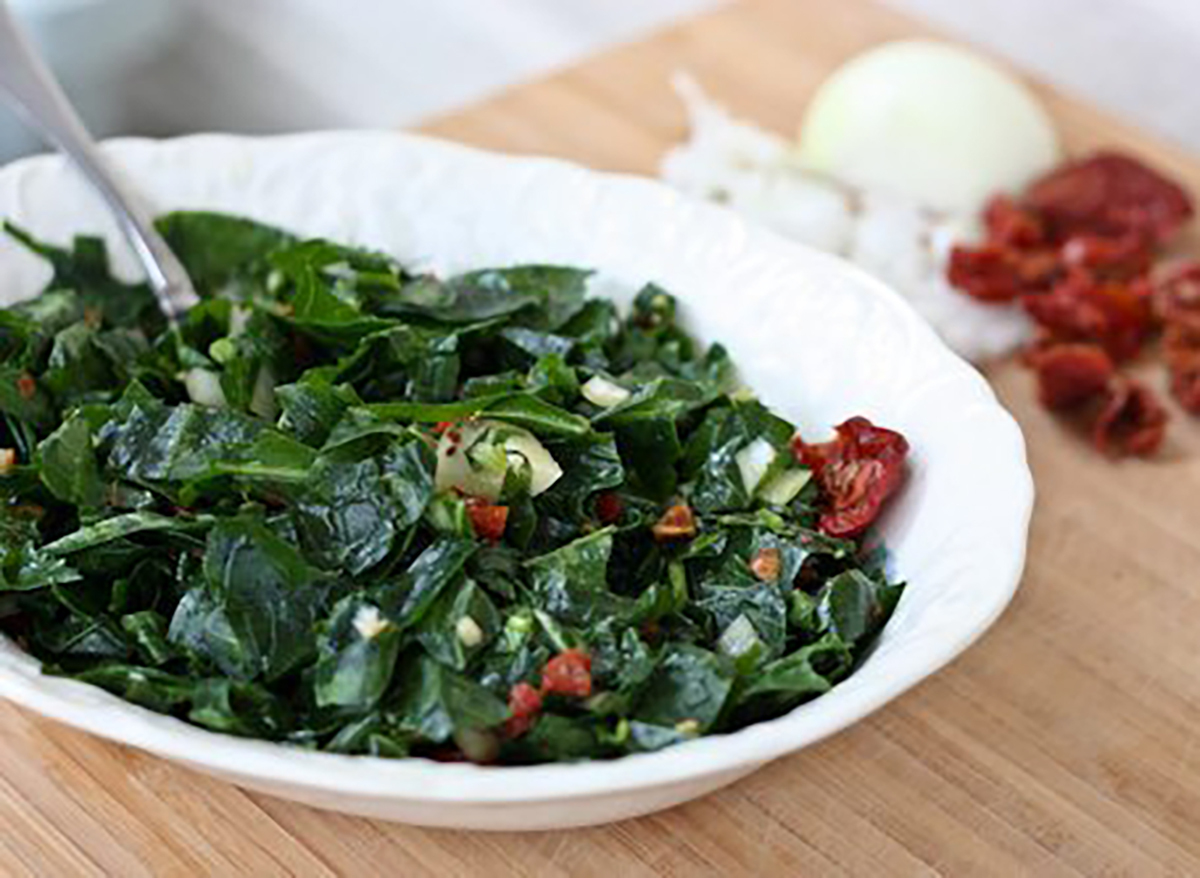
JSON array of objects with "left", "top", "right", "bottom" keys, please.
[{"left": 0, "top": 212, "right": 910, "bottom": 765}]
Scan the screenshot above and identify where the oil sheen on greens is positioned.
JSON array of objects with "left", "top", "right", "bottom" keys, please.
[{"left": 0, "top": 212, "right": 903, "bottom": 765}]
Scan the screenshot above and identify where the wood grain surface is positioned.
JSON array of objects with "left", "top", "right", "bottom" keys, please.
[{"left": 6, "top": 0, "right": 1200, "bottom": 874}]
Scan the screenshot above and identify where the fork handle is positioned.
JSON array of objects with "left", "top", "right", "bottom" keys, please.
[{"left": 0, "top": 2, "right": 198, "bottom": 319}]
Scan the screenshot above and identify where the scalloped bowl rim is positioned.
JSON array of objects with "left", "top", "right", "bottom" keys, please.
[{"left": 0, "top": 131, "right": 1033, "bottom": 806}]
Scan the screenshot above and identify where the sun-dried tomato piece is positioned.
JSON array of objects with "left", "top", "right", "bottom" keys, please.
[
  {"left": 540, "top": 649, "right": 592, "bottom": 699},
  {"left": 1168, "top": 352, "right": 1200, "bottom": 413},
  {"left": 1021, "top": 284, "right": 1108, "bottom": 344},
  {"left": 1023, "top": 271, "right": 1155, "bottom": 361},
  {"left": 984, "top": 195, "right": 1045, "bottom": 247},
  {"left": 652, "top": 504, "right": 696, "bottom": 541},
  {"left": 1092, "top": 379, "right": 1168, "bottom": 457},
  {"left": 593, "top": 491, "right": 623, "bottom": 525},
  {"left": 1059, "top": 231, "right": 1153, "bottom": 280},
  {"left": 464, "top": 497, "right": 508, "bottom": 542},
  {"left": 504, "top": 682, "right": 543, "bottom": 738},
  {"left": 1161, "top": 307, "right": 1200, "bottom": 413},
  {"left": 948, "top": 244, "right": 1028, "bottom": 303},
  {"left": 1026, "top": 152, "right": 1194, "bottom": 245},
  {"left": 792, "top": 417, "right": 909, "bottom": 538},
  {"left": 749, "top": 547, "right": 782, "bottom": 582},
  {"left": 1155, "top": 261, "right": 1200, "bottom": 321},
  {"left": 1028, "top": 343, "right": 1115, "bottom": 409}
]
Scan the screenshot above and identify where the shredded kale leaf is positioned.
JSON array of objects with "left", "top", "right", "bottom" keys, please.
[{"left": 0, "top": 213, "right": 904, "bottom": 763}]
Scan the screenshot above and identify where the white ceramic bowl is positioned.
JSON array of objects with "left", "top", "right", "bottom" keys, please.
[{"left": 0, "top": 132, "right": 1033, "bottom": 830}]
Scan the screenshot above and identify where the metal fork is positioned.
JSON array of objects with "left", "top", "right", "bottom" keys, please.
[{"left": 0, "top": 1, "right": 198, "bottom": 320}]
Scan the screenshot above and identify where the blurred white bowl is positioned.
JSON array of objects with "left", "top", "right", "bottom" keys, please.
[{"left": 1, "top": 0, "right": 183, "bottom": 160}]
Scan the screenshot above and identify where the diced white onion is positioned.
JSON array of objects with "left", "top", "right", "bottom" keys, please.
[
  {"left": 250, "top": 365, "right": 278, "bottom": 420},
  {"left": 735, "top": 438, "right": 777, "bottom": 495},
  {"left": 502, "top": 430, "right": 563, "bottom": 497},
  {"left": 181, "top": 368, "right": 227, "bottom": 408},
  {"left": 757, "top": 468, "right": 812, "bottom": 506},
  {"left": 352, "top": 605, "right": 390, "bottom": 641},
  {"left": 455, "top": 615, "right": 484, "bottom": 647},
  {"left": 581, "top": 375, "right": 631, "bottom": 409},
  {"left": 435, "top": 420, "right": 562, "bottom": 501}
]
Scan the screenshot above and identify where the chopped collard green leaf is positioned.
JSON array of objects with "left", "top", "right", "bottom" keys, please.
[{"left": 0, "top": 213, "right": 905, "bottom": 764}]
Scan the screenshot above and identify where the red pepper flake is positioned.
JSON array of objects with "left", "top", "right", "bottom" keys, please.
[
  {"left": 749, "top": 547, "right": 782, "bottom": 582},
  {"left": 793, "top": 417, "right": 909, "bottom": 538},
  {"left": 593, "top": 491, "right": 623, "bottom": 525},
  {"left": 540, "top": 649, "right": 592, "bottom": 699},
  {"left": 433, "top": 421, "right": 455, "bottom": 436},
  {"left": 504, "top": 682, "right": 543, "bottom": 738},
  {"left": 1093, "top": 379, "right": 1168, "bottom": 457},
  {"left": 15, "top": 373, "right": 36, "bottom": 401},
  {"left": 651, "top": 504, "right": 696, "bottom": 542},
  {"left": 1028, "top": 343, "right": 1114, "bottom": 410},
  {"left": 464, "top": 497, "right": 508, "bottom": 542}
]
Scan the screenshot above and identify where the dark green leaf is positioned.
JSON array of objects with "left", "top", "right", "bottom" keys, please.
[
  {"left": 634, "top": 644, "right": 734, "bottom": 733},
  {"left": 313, "top": 595, "right": 403, "bottom": 709}
]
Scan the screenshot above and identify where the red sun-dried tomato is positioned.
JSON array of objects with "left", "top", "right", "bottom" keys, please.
[
  {"left": 1169, "top": 353, "right": 1200, "bottom": 414},
  {"left": 947, "top": 243, "right": 1060, "bottom": 303},
  {"left": 593, "top": 491, "right": 623, "bottom": 525},
  {"left": 1155, "top": 261, "right": 1200, "bottom": 321},
  {"left": 984, "top": 195, "right": 1045, "bottom": 247},
  {"left": 1059, "top": 231, "right": 1153, "bottom": 280},
  {"left": 540, "top": 649, "right": 592, "bottom": 699},
  {"left": 1028, "top": 343, "right": 1115, "bottom": 409},
  {"left": 1025, "top": 152, "right": 1194, "bottom": 246},
  {"left": 1162, "top": 311, "right": 1200, "bottom": 413},
  {"left": 504, "top": 682, "right": 543, "bottom": 738},
  {"left": 464, "top": 497, "right": 509, "bottom": 542},
  {"left": 792, "top": 416, "right": 909, "bottom": 538},
  {"left": 651, "top": 503, "right": 696, "bottom": 542},
  {"left": 1092, "top": 379, "right": 1168, "bottom": 457},
  {"left": 1154, "top": 263, "right": 1200, "bottom": 412},
  {"left": 1022, "top": 270, "right": 1155, "bottom": 361}
]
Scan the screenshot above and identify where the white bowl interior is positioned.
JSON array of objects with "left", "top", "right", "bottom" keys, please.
[{"left": 0, "top": 133, "right": 1032, "bottom": 828}]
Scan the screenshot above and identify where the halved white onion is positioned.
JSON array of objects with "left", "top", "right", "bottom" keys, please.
[{"left": 797, "top": 40, "right": 1060, "bottom": 214}]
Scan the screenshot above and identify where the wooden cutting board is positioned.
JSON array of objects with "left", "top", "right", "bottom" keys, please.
[{"left": 6, "top": 0, "right": 1200, "bottom": 873}]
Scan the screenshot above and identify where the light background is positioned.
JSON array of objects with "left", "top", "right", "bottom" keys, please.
[
  {"left": 131, "top": 0, "right": 1200, "bottom": 153},
  {"left": 6, "top": 0, "right": 1200, "bottom": 155}
]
